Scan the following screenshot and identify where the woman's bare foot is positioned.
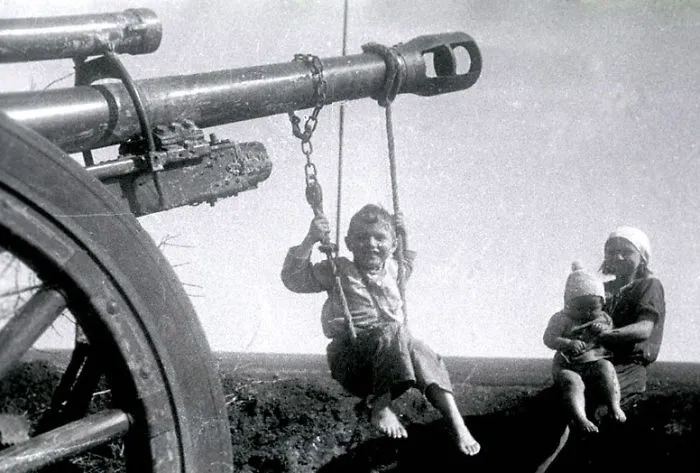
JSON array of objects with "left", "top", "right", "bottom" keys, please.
[
  {"left": 370, "top": 394, "right": 407, "bottom": 439},
  {"left": 610, "top": 406, "right": 627, "bottom": 423},
  {"left": 452, "top": 422, "right": 481, "bottom": 456}
]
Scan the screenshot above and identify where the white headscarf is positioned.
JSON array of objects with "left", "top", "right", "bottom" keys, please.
[{"left": 607, "top": 226, "right": 651, "bottom": 263}]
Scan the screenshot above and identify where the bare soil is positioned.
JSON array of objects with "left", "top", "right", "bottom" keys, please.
[{"left": 1, "top": 353, "right": 699, "bottom": 472}]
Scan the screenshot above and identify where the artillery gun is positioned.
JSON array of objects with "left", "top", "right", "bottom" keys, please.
[{"left": 0, "top": 8, "right": 481, "bottom": 472}]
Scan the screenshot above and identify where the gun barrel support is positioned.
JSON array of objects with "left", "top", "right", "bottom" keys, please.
[{"left": 0, "top": 32, "right": 480, "bottom": 154}]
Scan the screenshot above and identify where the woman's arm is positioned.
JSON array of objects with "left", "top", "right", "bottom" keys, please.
[
  {"left": 599, "top": 319, "right": 654, "bottom": 344},
  {"left": 601, "top": 278, "right": 664, "bottom": 345}
]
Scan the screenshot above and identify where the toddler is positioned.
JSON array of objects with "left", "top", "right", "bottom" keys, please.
[{"left": 543, "top": 262, "right": 627, "bottom": 433}]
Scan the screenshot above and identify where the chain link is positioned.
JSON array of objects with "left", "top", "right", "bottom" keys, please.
[
  {"left": 287, "top": 54, "right": 327, "bottom": 187},
  {"left": 288, "top": 53, "right": 352, "bottom": 338}
]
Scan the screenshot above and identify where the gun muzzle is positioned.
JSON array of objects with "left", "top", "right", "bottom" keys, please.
[{"left": 0, "top": 31, "right": 480, "bottom": 153}]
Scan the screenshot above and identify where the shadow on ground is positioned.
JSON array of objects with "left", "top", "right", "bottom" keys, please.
[{"left": 318, "top": 388, "right": 700, "bottom": 473}]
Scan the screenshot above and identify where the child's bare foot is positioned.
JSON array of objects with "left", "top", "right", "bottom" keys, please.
[
  {"left": 610, "top": 406, "right": 627, "bottom": 423},
  {"left": 424, "top": 385, "right": 480, "bottom": 456},
  {"left": 573, "top": 417, "right": 599, "bottom": 433},
  {"left": 370, "top": 404, "right": 407, "bottom": 439},
  {"left": 452, "top": 422, "right": 481, "bottom": 456}
]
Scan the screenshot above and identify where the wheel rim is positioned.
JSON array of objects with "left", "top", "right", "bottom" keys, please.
[
  {"left": 0, "top": 184, "right": 181, "bottom": 472},
  {"left": 0, "top": 111, "right": 232, "bottom": 473}
]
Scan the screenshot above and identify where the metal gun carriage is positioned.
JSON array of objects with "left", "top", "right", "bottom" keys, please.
[{"left": 0, "top": 8, "right": 480, "bottom": 472}]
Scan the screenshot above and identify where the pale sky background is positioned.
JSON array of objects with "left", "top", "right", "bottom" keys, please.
[{"left": 2, "top": 0, "right": 699, "bottom": 362}]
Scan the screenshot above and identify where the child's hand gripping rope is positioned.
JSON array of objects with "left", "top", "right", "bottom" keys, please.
[
  {"left": 305, "top": 178, "right": 337, "bottom": 255},
  {"left": 304, "top": 178, "right": 356, "bottom": 340}
]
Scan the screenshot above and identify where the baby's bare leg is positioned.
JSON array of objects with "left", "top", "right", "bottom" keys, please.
[
  {"left": 425, "top": 384, "right": 480, "bottom": 456},
  {"left": 370, "top": 391, "right": 408, "bottom": 439},
  {"left": 592, "top": 359, "right": 626, "bottom": 423},
  {"left": 555, "top": 369, "right": 598, "bottom": 433}
]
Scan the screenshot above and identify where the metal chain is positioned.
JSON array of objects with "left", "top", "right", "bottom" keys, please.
[
  {"left": 287, "top": 53, "right": 356, "bottom": 341},
  {"left": 287, "top": 54, "right": 327, "bottom": 188}
]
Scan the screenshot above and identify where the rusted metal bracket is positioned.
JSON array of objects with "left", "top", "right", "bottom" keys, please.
[
  {"left": 93, "top": 120, "right": 272, "bottom": 216},
  {"left": 75, "top": 50, "right": 169, "bottom": 206}
]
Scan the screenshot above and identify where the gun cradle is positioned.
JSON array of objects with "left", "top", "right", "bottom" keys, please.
[{"left": 98, "top": 124, "right": 271, "bottom": 217}]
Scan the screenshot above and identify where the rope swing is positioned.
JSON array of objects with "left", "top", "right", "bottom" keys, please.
[
  {"left": 288, "top": 1, "right": 411, "bottom": 331},
  {"left": 334, "top": 0, "right": 349, "bottom": 251},
  {"left": 361, "top": 42, "right": 409, "bottom": 321}
]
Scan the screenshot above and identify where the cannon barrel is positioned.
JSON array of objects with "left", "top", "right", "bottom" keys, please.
[
  {"left": 0, "top": 9, "right": 162, "bottom": 62},
  {"left": 0, "top": 32, "right": 481, "bottom": 154}
]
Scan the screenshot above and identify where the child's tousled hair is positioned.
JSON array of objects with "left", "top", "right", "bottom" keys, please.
[{"left": 347, "top": 204, "right": 395, "bottom": 237}]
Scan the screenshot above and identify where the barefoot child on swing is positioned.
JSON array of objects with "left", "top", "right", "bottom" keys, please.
[{"left": 281, "top": 203, "right": 480, "bottom": 456}]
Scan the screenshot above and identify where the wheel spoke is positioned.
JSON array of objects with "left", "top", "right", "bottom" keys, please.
[
  {"left": 0, "top": 109, "right": 234, "bottom": 471},
  {"left": 0, "top": 409, "right": 130, "bottom": 473},
  {"left": 0, "top": 286, "right": 66, "bottom": 380}
]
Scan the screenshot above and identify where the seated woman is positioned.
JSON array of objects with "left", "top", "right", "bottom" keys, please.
[{"left": 536, "top": 226, "right": 666, "bottom": 472}]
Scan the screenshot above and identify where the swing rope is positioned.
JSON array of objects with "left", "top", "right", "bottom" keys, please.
[
  {"left": 326, "top": 0, "right": 357, "bottom": 342},
  {"left": 335, "top": 0, "right": 349, "bottom": 251},
  {"left": 361, "top": 42, "right": 409, "bottom": 322},
  {"left": 288, "top": 13, "right": 410, "bottom": 337}
]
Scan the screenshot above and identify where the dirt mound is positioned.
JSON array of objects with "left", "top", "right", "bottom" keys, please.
[
  {"left": 0, "top": 360, "right": 60, "bottom": 418},
  {"left": 223, "top": 370, "right": 700, "bottom": 473},
  {"left": 223, "top": 373, "right": 374, "bottom": 473},
  {"left": 1, "top": 360, "right": 699, "bottom": 472}
]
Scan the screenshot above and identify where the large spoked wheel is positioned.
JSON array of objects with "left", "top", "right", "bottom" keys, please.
[{"left": 0, "top": 112, "right": 233, "bottom": 472}]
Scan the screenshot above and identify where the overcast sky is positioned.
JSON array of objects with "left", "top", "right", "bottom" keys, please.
[{"left": 2, "top": 0, "right": 699, "bottom": 362}]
